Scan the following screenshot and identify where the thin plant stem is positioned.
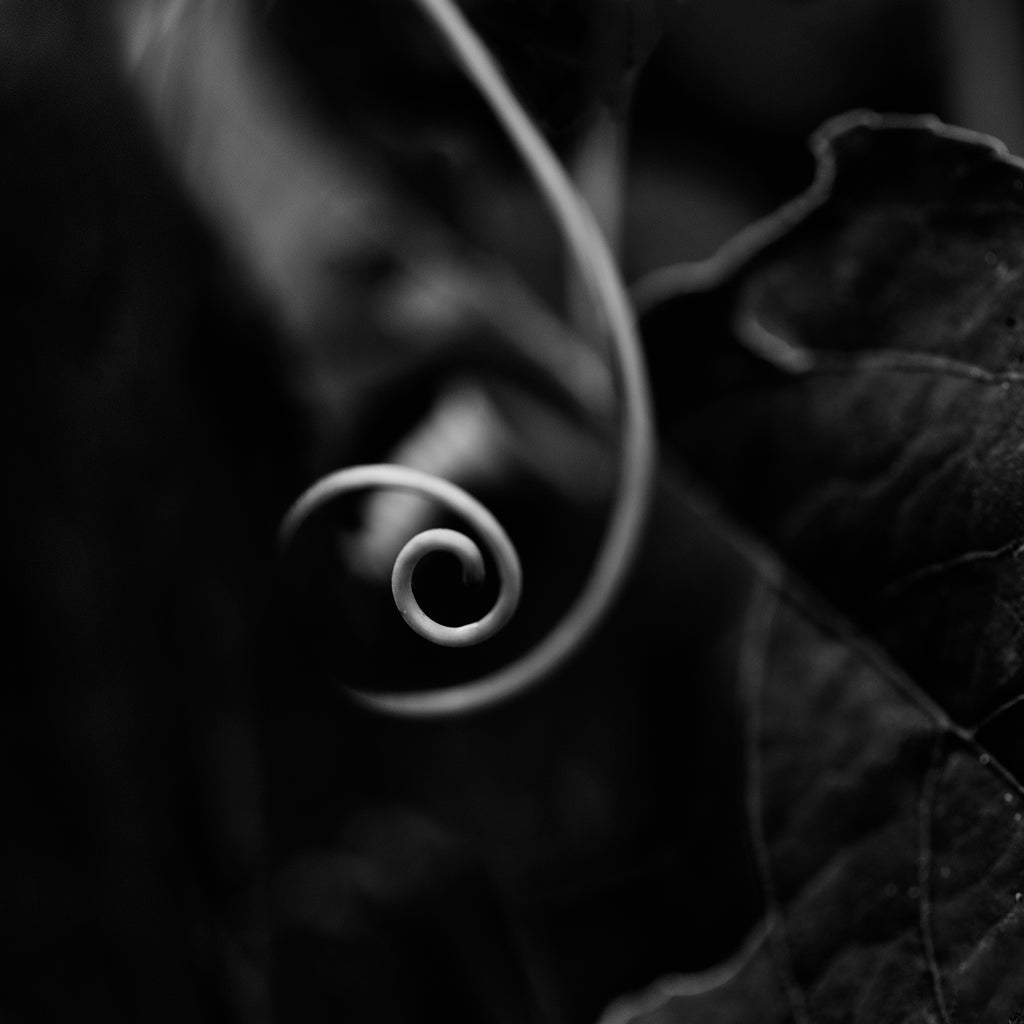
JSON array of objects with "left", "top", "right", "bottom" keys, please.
[{"left": 283, "top": 0, "right": 657, "bottom": 717}]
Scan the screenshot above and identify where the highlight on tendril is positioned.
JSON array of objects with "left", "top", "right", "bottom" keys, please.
[
  {"left": 279, "top": 464, "right": 522, "bottom": 648},
  {"left": 278, "top": 0, "right": 656, "bottom": 717}
]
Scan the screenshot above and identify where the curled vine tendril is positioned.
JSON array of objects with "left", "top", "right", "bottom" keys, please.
[
  {"left": 278, "top": 0, "right": 656, "bottom": 717},
  {"left": 279, "top": 464, "right": 522, "bottom": 648}
]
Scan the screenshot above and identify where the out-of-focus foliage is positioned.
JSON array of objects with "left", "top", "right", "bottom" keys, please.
[
  {"left": 265, "top": 0, "right": 668, "bottom": 140},
  {"left": 1, "top": 4, "right": 297, "bottom": 1021}
]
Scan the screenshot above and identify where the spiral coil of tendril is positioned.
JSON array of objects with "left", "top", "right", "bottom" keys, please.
[
  {"left": 279, "top": 464, "right": 522, "bottom": 649},
  {"left": 277, "top": 0, "right": 655, "bottom": 718}
]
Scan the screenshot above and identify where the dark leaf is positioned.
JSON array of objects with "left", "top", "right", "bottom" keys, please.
[
  {"left": 641, "top": 110, "right": 1024, "bottom": 751},
  {"left": 603, "top": 582, "right": 1024, "bottom": 1024},
  {"left": 617, "top": 112, "right": 1024, "bottom": 1021}
]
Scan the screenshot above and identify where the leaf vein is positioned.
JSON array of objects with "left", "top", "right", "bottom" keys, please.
[
  {"left": 742, "top": 583, "right": 814, "bottom": 1024},
  {"left": 777, "top": 582, "right": 1024, "bottom": 800},
  {"left": 872, "top": 539, "right": 1024, "bottom": 605},
  {"left": 918, "top": 734, "right": 954, "bottom": 1024},
  {"left": 970, "top": 692, "right": 1024, "bottom": 737}
]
